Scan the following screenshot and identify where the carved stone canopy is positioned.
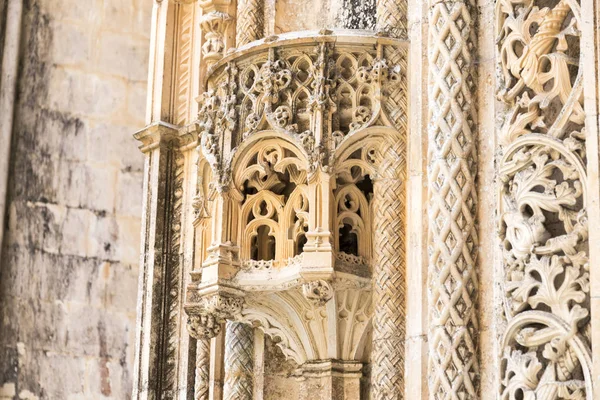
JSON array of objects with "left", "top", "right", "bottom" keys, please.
[{"left": 185, "top": 30, "right": 408, "bottom": 367}]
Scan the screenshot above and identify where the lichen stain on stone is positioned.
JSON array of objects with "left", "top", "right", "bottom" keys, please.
[
  {"left": 97, "top": 320, "right": 113, "bottom": 396},
  {"left": 336, "top": 0, "right": 376, "bottom": 30}
]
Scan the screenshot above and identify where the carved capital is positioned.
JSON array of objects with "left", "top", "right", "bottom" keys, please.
[
  {"left": 133, "top": 121, "right": 180, "bottom": 153},
  {"left": 185, "top": 293, "right": 245, "bottom": 339},
  {"left": 187, "top": 313, "right": 222, "bottom": 339}
]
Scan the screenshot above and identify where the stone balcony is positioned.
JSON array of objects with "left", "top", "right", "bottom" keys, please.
[{"left": 184, "top": 29, "right": 408, "bottom": 371}]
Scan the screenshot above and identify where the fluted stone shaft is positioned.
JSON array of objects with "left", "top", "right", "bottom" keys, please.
[
  {"left": 223, "top": 321, "right": 254, "bottom": 400},
  {"left": 371, "top": 143, "right": 407, "bottom": 399},
  {"left": 427, "top": 0, "right": 479, "bottom": 398},
  {"left": 236, "top": 0, "right": 264, "bottom": 47},
  {"left": 376, "top": 0, "right": 408, "bottom": 39},
  {"left": 195, "top": 338, "right": 210, "bottom": 400}
]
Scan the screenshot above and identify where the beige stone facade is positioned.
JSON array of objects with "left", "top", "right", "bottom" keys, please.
[
  {"left": 132, "top": 0, "right": 600, "bottom": 398},
  {"left": 1, "top": 0, "right": 600, "bottom": 399}
]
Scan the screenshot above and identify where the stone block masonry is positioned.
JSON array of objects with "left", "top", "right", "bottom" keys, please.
[{"left": 0, "top": 0, "right": 152, "bottom": 398}]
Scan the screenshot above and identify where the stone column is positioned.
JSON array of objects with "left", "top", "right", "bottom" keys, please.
[
  {"left": 194, "top": 338, "right": 210, "bottom": 400},
  {"left": 223, "top": 321, "right": 254, "bottom": 400},
  {"left": 132, "top": 122, "right": 184, "bottom": 400},
  {"left": 376, "top": 0, "right": 407, "bottom": 38},
  {"left": 427, "top": 0, "right": 479, "bottom": 398},
  {"left": 371, "top": 143, "right": 406, "bottom": 399},
  {"left": 235, "top": 0, "right": 264, "bottom": 47}
]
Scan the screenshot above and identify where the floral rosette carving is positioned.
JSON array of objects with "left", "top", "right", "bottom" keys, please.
[{"left": 496, "top": 0, "right": 591, "bottom": 397}]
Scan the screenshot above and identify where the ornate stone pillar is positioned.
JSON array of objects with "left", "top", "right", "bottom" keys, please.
[
  {"left": 371, "top": 142, "right": 407, "bottom": 399},
  {"left": 223, "top": 321, "right": 254, "bottom": 400},
  {"left": 193, "top": 337, "right": 210, "bottom": 400},
  {"left": 376, "top": 0, "right": 407, "bottom": 39},
  {"left": 427, "top": 0, "right": 479, "bottom": 398},
  {"left": 235, "top": 0, "right": 264, "bottom": 47}
]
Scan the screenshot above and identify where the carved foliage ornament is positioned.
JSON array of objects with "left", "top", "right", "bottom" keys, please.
[
  {"left": 496, "top": 0, "right": 591, "bottom": 397},
  {"left": 186, "top": 294, "right": 244, "bottom": 339}
]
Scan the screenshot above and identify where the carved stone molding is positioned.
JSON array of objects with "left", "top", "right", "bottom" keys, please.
[
  {"left": 496, "top": 0, "right": 591, "bottom": 398},
  {"left": 427, "top": 0, "right": 479, "bottom": 398}
]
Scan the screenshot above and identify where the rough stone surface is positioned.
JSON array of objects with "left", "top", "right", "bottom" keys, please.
[{"left": 0, "top": 0, "right": 151, "bottom": 398}]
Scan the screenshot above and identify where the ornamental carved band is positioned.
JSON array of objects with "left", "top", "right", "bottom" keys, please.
[
  {"left": 427, "top": 0, "right": 479, "bottom": 398},
  {"left": 496, "top": 0, "right": 592, "bottom": 398},
  {"left": 371, "top": 142, "right": 407, "bottom": 399}
]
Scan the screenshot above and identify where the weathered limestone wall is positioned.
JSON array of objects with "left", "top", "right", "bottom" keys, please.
[{"left": 0, "top": 0, "right": 151, "bottom": 398}]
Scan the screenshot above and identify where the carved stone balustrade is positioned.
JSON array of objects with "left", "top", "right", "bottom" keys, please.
[{"left": 184, "top": 30, "right": 408, "bottom": 399}]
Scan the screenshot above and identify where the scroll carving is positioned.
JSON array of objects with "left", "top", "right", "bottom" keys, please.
[
  {"left": 427, "top": 0, "right": 479, "bottom": 398},
  {"left": 496, "top": 0, "right": 591, "bottom": 397}
]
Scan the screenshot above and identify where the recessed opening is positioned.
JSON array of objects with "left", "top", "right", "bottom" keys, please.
[
  {"left": 339, "top": 223, "right": 358, "bottom": 256},
  {"left": 251, "top": 225, "right": 276, "bottom": 261}
]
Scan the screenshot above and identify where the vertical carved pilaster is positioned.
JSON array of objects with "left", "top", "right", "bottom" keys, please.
[
  {"left": 376, "top": 0, "right": 407, "bottom": 39},
  {"left": 194, "top": 338, "right": 210, "bottom": 400},
  {"left": 371, "top": 142, "right": 407, "bottom": 399},
  {"left": 223, "top": 321, "right": 254, "bottom": 400},
  {"left": 133, "top": 123, "right": 184, "bottom": 399},
  {"left": 496, "top": 0, "right": 591, "bottom": 397},
  {"left": 427, "top": 0, "right": 479, "bottom": 398},
  {"left": 235, "top": 0, "right": 264, "bottom": 47}
]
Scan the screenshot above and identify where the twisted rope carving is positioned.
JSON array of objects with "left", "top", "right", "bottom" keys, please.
[
  {"left": 236, "top": 0, "right": 264, "bottom": 47},
  {"left": 223, "top": 321, "right": 254, "bottom": 400},
  {"left": 194, "top": 338, "right": 210, "bottom": 400},
  {"left": 371, "top": 142, "right": 407, "bottom": 399},
  {"left": 376, "top": 0, "right": 408, "bottom": 39},
  {"left": 427, "top": 0, "right": 479, "bottom": 398}
]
